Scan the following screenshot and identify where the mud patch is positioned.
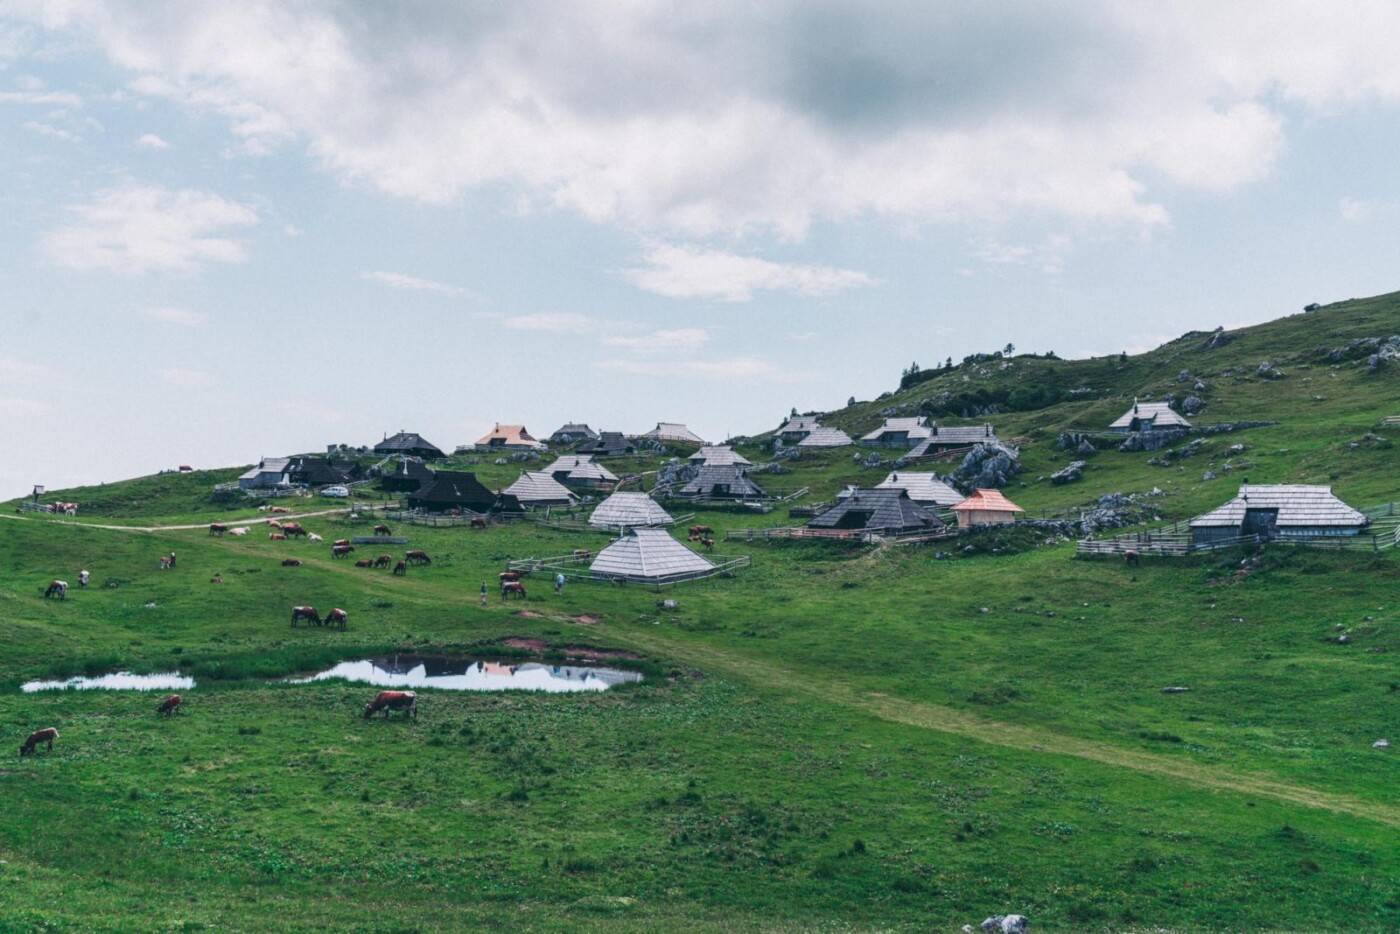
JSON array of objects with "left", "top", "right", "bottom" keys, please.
[
  {"left": 515, "top": 610, "right": 546, "bottom": 619},
  {"left": 572, "top": 614, "right": 601, "bottom": 625},
  {"left": 502, "top": 637, "right": 641, "bottom": 663}
]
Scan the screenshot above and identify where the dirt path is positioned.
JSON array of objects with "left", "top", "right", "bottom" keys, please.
[
  {"left": 0, "top": 508, "right": 355, "bottom": 534},
  {"left": 607, "top": 627, "right": 1400, "bottom": 829}
]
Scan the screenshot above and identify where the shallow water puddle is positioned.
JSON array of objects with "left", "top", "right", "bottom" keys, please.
[
  {"left": 22, "top": 672, "right": 193, "bottom": 693},
  {"left": 290, "top": 656, "right": 642, "bottom": 692}
]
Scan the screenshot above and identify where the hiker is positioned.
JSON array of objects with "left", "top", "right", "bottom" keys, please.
[
  {"left": 480, "top": 581, "right": 487, "bottom": 606},
  {"left": 554, "top": 572, "right": 565, "bottom": 595}
]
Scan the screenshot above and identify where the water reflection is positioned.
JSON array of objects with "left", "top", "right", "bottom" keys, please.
[
  {"left": 22, "top": 672, "right": 194, "bottom": 693},
  {"left": 290, "top": 655, "right": 642, "bottom": 692}
]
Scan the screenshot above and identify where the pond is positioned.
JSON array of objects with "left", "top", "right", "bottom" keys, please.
[
  {"left": 290, "top": 655, "right": 643, "bottom": 692},
  {"left": 22, "top": 672, "right": 194, "bottom": 693}
]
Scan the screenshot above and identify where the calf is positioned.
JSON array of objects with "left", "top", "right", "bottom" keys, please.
[
  {"left": 269, "top": 532, "right": 287, "bottom": 541},
  {"left": 374, "top": 555, "right": 392, "bottom": 568},
  {"left": 291, "top": 606, "right": 321, "bottom": 627},
  {"left": 306, "top": 533, "right": 323, "bottom": 542},
  {"left": 19, "top": 727, "right": 58, "bottom": 756},
  {"left": 156, "top": 694, "right": 182, "bottom": 716},
  {"left": 266, "top": 519, "right": 283, "bottom": 529},
  {"left": 405, "top": 550, "right": 431, "bottom": 566},
  {"left": 282, "top": 558, "right": 302, "bottom": 567},
  {"left": 392, "top": 560, "right": 407, "bottom": 576},
  {"left": 44, "top": 580, "right": 67, "bottom": 600},
  {"left": 229, "top": 527, "right": 248, "bottom": 537},
  {"left": 354, "top": 558, "right": 373, "bottom": 568},
  {"left": 373, "top": 524, "right": 392, "bottom": 536},
  {"left": 363, "top": 690, "right": 416, "bottom": 719}
]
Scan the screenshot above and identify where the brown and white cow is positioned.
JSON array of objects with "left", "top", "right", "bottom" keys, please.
[
  {"left": 282, "top": 558, "right": 302, "bottom": 567},
  {"left": 363, "top": 690, "right": 416, "bottom": 719},
  {"left": 19, "top": 727, "right": 58, "bottom": 756},
  {"left": 392, "top": 560, "right": 407, "bottom": 576},
  {"left": 331, "top": 545, "right": 354, "bottom": 558},
  {"left": 269, "top": 533, "right": 287, "bottom": 541},
  {"left": 229, "top": 527, "right": 249, "bottom": 537},
  {"left": 44, "top": 580, "right": 67, "bottom": 600},
  {"left": 326, "top": 608, "right": 348, "bottom": 631},
  {"left": 332, "top": 539, "right": 351, "bottom": 548},
  {"left": 372, "top": 524, "right": 392, "bottom": 536},
  {"left": 281, "top": 522, "right": 306, "bottom": 538},
  {"left": 405, "top": 550, "right": 431, "bottom": 566},
  {"left": 501, "top": 580, "right": 527, "bottom": 599},
  {"left": 373, "top": 554, "right": 392, "bottom": 569},
  {"left": 290, "top": 605, "right": 321, "bottom": 627},
  {"left": 354, "top": 558, "right": 373, "bottom": 568},
  {"left": 209, "top": 523, "right": 228, "bottom": 536},
  {"left": 156, "top": 694, "right": 182, "bottom": 716}
]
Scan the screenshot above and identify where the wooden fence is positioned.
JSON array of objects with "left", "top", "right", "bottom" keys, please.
[{"left": 1078, "top": 503, "right": 1400, "bottom": 558}]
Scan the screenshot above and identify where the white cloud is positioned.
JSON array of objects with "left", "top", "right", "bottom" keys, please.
[
  {"left": 22, "top": 119, "right": 77, "bottom": 140},
  {"left": 39, "top": 183, "right": 258, "bottom": 275},
  {"left": 152, "top": 367, "right": 216, "bottom": 389},
  {"left": 623, "top": 244, "right": 875, "bottom": 302},
  {"left": 135, "top": 132, "right": 170, "bottom": 149},
  {"left": 1340, "top": 197, "right": 1373, "bottom": 223},
  {"left": 140, "top": 306, "right": 202, "bottom": 327},
  {"left": 596, "top": 355, "right": 807, "bottom": 383},
  {"left": 602, "top": 328, "right": 710, "bottom": 354},
  {"left": 0, "top": 89, "right": 81, "bottom": 107},
  {"left": 501, "top": 312, "right": 592, "bottom": 332},
  {"left": 360, "top": 269, "right": 469, "bottom": 296},
  {"left": 969, "top": 235, "right": 1071, "bottom": 275}
]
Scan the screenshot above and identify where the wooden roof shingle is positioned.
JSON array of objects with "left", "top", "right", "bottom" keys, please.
[
  {"left": 589, "top": 492, "right": 674, "bottom": 529},
  {"left": 589, "top": 529, "right": 716, "bottom": 582},
  {"left": 1190, "top": 485, "right": 1368, "bottom": 529}
]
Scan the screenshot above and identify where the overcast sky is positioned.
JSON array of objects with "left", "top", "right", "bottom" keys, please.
[{"left": 4, "top": 1, "right": 1400, "bottom": 497}]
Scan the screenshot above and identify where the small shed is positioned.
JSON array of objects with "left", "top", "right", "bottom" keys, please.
[
  {"left": 1109, "top": 401, "right": 1191, "bottom": 434},
  {"left": 797, "top": 426, "right": 854, "bottom": 448},
  {"left": 576, "top": 431, "right": 637, "bottom": 457},
  {"left": 689, "top": 446, "right": 752, "bottom": 467},
  {"left": 951, "top": 489, "right": 1024, "bottom": 527},
  {"left": 907, "top": 424, "right": 997, "bottom": 455},
  {"left": 807, "top": 488, "right": 942, "bottom": 535},
  {"left": 875, "top": 471, "right": 965, "bottom": 508},
  {"left": 237, "top": 457, "right": 290, "bottom": 490},
  {"left": 544, "top": 455, "right": 618, "bottom": 489},
  {"left": 503, "top": 471, "right": 580, "bottom": 508},
  {"left": 548, "top": 423, "right": 599, "bottom": 445},
  {"left": 860, "top": 417, "right": 932, "bottom": 446},
  {"left": 475, "top": 424, "right": 546, "bottom": 451},
  {"left": 677, "top": 465, "right": 768, "bottom": 500},
  {"left": 373, "top": 432, "right": 446, "bottom": 460},
  {"left": 1189, "top": 485, "right": 1369, "bottom": 546},
  {"left": 407, "top": 471, "right": 497, "bottom": 513},
  {"left": 380, "top": 457, "right": 434, "bottom": 493},
  {"left": 590, "top": 528, "right": 717, "bottom": 584},
  {"left": 776, "top": 415, "right": 821, "bottom": 442},
  {"left": 589, "top": 492, "right": 674, "bottom": 529},
  {"left": 637, "top": 422, "right": 709, "bottom": 446}
]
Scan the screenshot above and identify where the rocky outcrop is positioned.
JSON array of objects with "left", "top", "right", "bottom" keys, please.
[
  {"left": 950, "top": 442, "right": 1022, "bottom": 490},
  {"left": 1117, "top": 429, "right": 1188, "bottom": 453},
  {"left": 1050, "top": 461, "right": 1086, "bottom": 485}
]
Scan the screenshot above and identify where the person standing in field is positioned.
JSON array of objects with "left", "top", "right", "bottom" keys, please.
[
  {"left": 554, "top": 572, "right": 564, "bottom": 595},
  {"left": 480, "top": 581, "right": 487, "bottom": 606}
]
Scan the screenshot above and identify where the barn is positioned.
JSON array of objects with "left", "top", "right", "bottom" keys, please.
[
  {"left": 589, "top": 492, "right": 674, "bottom": 529},
  {"left": 503, "top": 471, "right": 580, "bottom": 508},
  {"left": 589, "top": 528, "right": 717, "bottom": 584},
  {"left": 373, "top": 431, "right": 446, "bottom": 460},
  {"left": 676, "top": 465, "right": 768, "bottom": 500},
  {"left": 875, "top": 471, "right": 965, "bottom": 508},
  {"left": 545, "top": 454, "right": 619, "bottom": 489},
  {"left": 807, "top": 488, "right": 942, "bottom": 535},
  {"left": 406, "top": 471, "right": 497, "bottom": 513},
  {"left": 1189, "top": 484, "right": 1369, "bottom": 546},
  {"left": 951, "top": 489, "right": 1024, "bottom": 527},
  {"left": 1109, "top": 401, "right": 1191, "bottom": 434}
]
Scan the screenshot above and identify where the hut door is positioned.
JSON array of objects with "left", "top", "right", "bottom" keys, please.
[{"left": 1242, "top": 508, "right": 1279, "bottom": 537}]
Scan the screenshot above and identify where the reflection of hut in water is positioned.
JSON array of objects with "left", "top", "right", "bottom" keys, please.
[{"left": 590, "top": 528, "right": 718, "bottom": 584}]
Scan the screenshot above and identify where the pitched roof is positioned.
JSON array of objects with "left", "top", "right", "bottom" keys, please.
[
  {"left": 875, "top": 471, "right": 965, "bottom": 507},
  {"left": 576, "top": 431, "right": 636, "bottom": 456},
  {"left": 952, "top": 489, "right": 1025, "bottom": 513},
  {"left": 1190, "top": 485, "right": 1369, "bottom": 529},
  {"left": 797, "top": 426, "right": 854, "bottom": 447},
  {"left": 907, "top": 424, "right": 998, "bottom": 453},
  {"left": 589, "top": 492, "right": 674, "bottom": 528},
  {"left": 475, "top": 424, "right": 545, "bottom": 448},
  {"left": 503, "top": 471, "right": 579, "bottom": 505},
  {"left": 638, "top": 422, "right": 708, "bottom": 445},
  {"left": 238, "top": 457, "right": 290, "bottom": 481},
  {"left": 689, "top": 445, "right": 753, "bottom": 466},
  {"left": 860, "top": 417, "right": 932, "bottom": 442},
  {"left": 548, "top": 423, "right": 598, "bottom": 442},
  {"left": 807, "top": 487, "right": 943, "bottom": 533},
  {"left": 287, "top": 457, "right": 361, "bottom": 485},
  {"left": 677, "top": 464, "right": 767, "bottom": 498},
  {"left": 590, "top": 528, "right": 717, "bottom": 582},
  {"left": 373, "top": 432, "right": 445, "bottom": 458},
  {"left": 545, "top": 455, "right": 618, "bottom": 483},
  {"left": 777, "top": 415, "right": 821, "bottom": 434},
  {"left": 1109, "top": 401, "right": 1192, "bottom": 430},
  {"left": 408, "top": 471, "right": 496, "bottom": 510}
]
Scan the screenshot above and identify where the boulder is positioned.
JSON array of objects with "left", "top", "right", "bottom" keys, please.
[
  {"left": 1051, "top": 461, "right": 1086, "bottom": 485},
  {"left": 981, "top": 915, "right": 1028, "bottom": 934},
  {"left": 1182, "top": 395, "right": 1207, "bottom": 416},
  {"left": 1257, "top": 361, "right": 1285, "bottom": 380}
]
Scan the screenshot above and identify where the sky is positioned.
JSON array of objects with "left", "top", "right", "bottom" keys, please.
[{"left": 5, "top": 1, "right": 1400, "bottom": 498}]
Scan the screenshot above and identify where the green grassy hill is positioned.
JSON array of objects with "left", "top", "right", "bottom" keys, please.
[{"left": 3, "top": 293, "right": 1400, "bottom": 931}]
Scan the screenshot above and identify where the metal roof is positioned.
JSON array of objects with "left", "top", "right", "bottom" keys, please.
[
  {"left": 860, "top": 417, "right": 932, "bottom": 442},
  {"left": 797, "top": 426, "right": 854, "bottom": 447},
  {"left": 952, "top": 489, "right": 1025, "bottom": 513},
  {"left": 1190, "top": 485, "right": 1369, "bottom": 528},
  {"left": 503, "top": 471, "right": 579, "bottom": 505},
  {"left": 807, "top": 487, "right": 942, "bottom": 533},
  {"left": 875, "top": 471, "right": 965, "bottom": 507},
  {"left": 238, "top": 457, "right": 290, "bottom": 480},
  {"left": 545, "top": 455, "right": 618, "bottom": 483},
  {"left": 590, "top": 528, "right": 717, "bottom": 581},
  {"left": 1109, "top": 402, "right": 1192, "bottom": 430},
  {"left": 689, "top": 446, "right": 753, "bottom": 466},
  {"left": 589, "top": 492, "right": 674, "bottom": 528}
]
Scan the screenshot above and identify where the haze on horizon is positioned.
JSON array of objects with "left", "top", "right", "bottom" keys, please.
[{"left": 4, "top": 1, "right": 1400, "bottom": 498}]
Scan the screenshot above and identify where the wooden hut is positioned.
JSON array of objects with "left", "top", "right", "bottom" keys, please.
[
  {"left": 407, "top": 471, "right": 497, "bottom": 513},
  {"left": 589, "top": 492, "right": 674, "bottom": 529},
  {"left": 503, "top": 471, "right": 579, "bottom": 508},
  {"left": 776, "top": 415, "right": 821, "bottom": 443},
  {"left": 373, "top": 431, "right": 445, "bottom": 460},
  {"left": 589, "top": 529, "right": 717, "bottom": 584},
  {"left": 860, "top": 417, "right": 932, "bottom": 447},
  {"left": 286, "top": 457, "right": 361, "bottom": 486},
  {"left": 951, "top": 489, "right": 1024, "bottom": 527},
  {"left": 475, "top": 424, "right": 546, "bottom": 452},
  {"left": 548, "top": 423, "right": 599, "bottom": 445},
  {"left": 689, "top": 446, "right": 752, "bottom": 467},
  {"left": 875, "top": 471, "right": 964, "bottom": 508},
  {"left": 1109, "top": 401, "right": 1191, "bottom": 434},
  {"left": 807, "top": 488, "right": 942, "bottom": 535},
  {"left": 544, "top": 455, "right": 618, "bottom": 490},
  {"left": 797, "top": 426, "right": 854, "bottom": 448},
  {"left": 576, "top": 431, "right": 637, "bottom": 457},
  {"left": 380, "top": 457, "right": 434, "bottom": 493},
  {"left": 1189, "top": 485, "right": 1369, "bottom": 546},
  {"left": 637, "top": 422, "right": 709, "bottom": 446},
  {"left": 237, "top": 457, "right": 290, "bottom": 490},
  {"left": 676, "top": 465, "right": 767, "bottom": 500},
  {"left": 906, "top": 424, "right": 998, "bottom": 456}
]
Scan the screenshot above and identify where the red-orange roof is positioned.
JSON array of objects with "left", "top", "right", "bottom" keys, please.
[{"left": 951, "top": 488, "right": 1024, "bottom": 513}]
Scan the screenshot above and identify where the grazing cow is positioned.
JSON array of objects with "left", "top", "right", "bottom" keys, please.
[
  {"left": 373, "top": 524, "right": 392, "bottom": 536},
  {"left": 572, "top": 549, "right": 591, "bottom": 559},
  {"left": 178, "top": 465, "right": 193, "bottom": 473},
  {"left": 44, "top": 580, "right": 67, "bottom": 600},
  {"left": 405, "top": 550, "right": 431, "bottom": 566},
  {"left": 158, "top": 556, "right": 174, "bottom": 570},
  {"left": 281, "top": 523, "right": 306, "bottom": 538},
  {"left": 266, "top": 519, "right": 283, "bottom": 529},
  {"left": 306, "top": 533, "right": 322, "bottom": 542},
  {"left": 156, "top": 694, "right": 182, "bottom": 716},
  {"left": 78, "top": 570, "right": 89, "bottom": 588},
  {"left": 229, "top": 527, "right": 248, "bottom": 537},
  {"left": 290, "top": 606, "right": 321, "bottom": 627},
  {"left": 258, "top": 505, "right": 270, "bottom": 512},
  {"left": 501, "top": 580, "right": 527, "bottom": 599},
  {"left": 363, "top": 690, "right": 416, "bottom": 719},
  {"left": 19, "top": 727, "right": 58, "bottom": 756},
  {"left": 282, "top": 558, "right": 302, "bottom": 567},
  {"left": 331, "top": 545, "right": 354, "bottom": 558},
  {"left": 374, "top": 554, "right": 392, "bottom": 569},
  {"left": 355, "top": 558, "right": 373, "bottom": 568},
  {"left": 210, "top": 577, "right": 222, "bottom": 584},
  {"left": 1124, "top": 550, "right": 1141, "bottom": 567},
  {"left": 700, "top": 537, "right": 714, "bottom": 552},
  {"left": 470, "top": 517, "right": 487, "bottom": 529},
  {"left": 499, "top": 571, "right": 522, "bottom": 583},
  {"left": 688, "top": 525, "right": 713, "bottom": 538},
  {"left": 54, "top": 502, "right": 78, "bottom": 516},
  {"left": 392, "top": 560, "right": 407, "bottom": 576},
  {"left": 332, "top": 539, "right": 351, "bottom": 548},
  {"left": 269, "top": 506, "right": 291, "bottom": 514},
  {"left": 209, "top": 523, "right": 228, "bottom": 536},
  {"left": 326, "top": 608, "right": 348, "bottom": 631},
  {"left": 269, "top": 533, "right": 287, "bottom": 541}
]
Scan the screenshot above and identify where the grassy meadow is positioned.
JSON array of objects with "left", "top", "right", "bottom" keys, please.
[{"left": 2, "top": 295, "right": 1400, "bottom": 931}]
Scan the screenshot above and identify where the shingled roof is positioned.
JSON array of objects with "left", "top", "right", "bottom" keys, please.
[
  {"left": 589, "top": 492, "right": 674, "bottom": 529},
  {"left": 373, "top": 432, "right": 445, "bottom": 459},
  {"left": 797, "top": 426, "right": 854, "bottom": 448},
  {"left": 548, "top": 423, "right": 599, "bottom": 443},
  {"left": 951, "top": 489, "right": 1025, "bottom": 514},
  {"left": 860, "top": 417, "right": 932, "bottom": 443},
  {"left": 576, "top": 431, "right": 636, "bottom": 457},
  {"left": 677, "top": 464, "right": 768, "bottom": 499},
  {"left": 807, "top": 488, "right": 942, "bottom": 534},
  {"left": 907, "top": 424, "right": 998, "bottom": 454},
  {"left": 503, "top": 471, "right": 579, "bottom": 506},
  {"left": 1190, "top": 485, "right": 1368, "bottom": 529},
  {"left": 589, "top": 529, "right": 717, "bottom": 583},
  {"left": 777, "top": 415, "right": 821, "bottom": 436},
  {"left": 689, "top": 446, "right": 753, "bottom": 467},
  {"left": 545, "top": 455, "right": 618, "bottom": 485},
  {"left": 638, "top": 422, "right": 708, "bottom": 445},
  {"left": 1109, "top": 401, "right": 1192, "bottom": 431},
  {"left": 407, "top": 471, "right": 496, "bottom": 512},
  {"left": 875, "top": 471, "right": 965, "bottom": 507}
]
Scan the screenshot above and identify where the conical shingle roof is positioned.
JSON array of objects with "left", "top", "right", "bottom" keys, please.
[{"left": 590, "top": 529, "right": 716, "bottom": 582}]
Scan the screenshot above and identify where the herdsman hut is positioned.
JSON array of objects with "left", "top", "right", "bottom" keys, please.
[
  {"left": 1109, "top": 401, "right": 1191, "bottom": 434},
  {"left": 238, "top": 457, "right": 290, "bottom": 490},
  {"left": 576, "top": 431, "right": 637, "bottom": 457},
  {"left": 689, "top": 446, "right": 752, "bottom": 467},
  {"left": 406, "top": 471, "right": 497, "bottom": 513},
  {"left": 590, "top": 528, "right": 717, "bottom": 584},
  {"left": 776, "top": 414, "right": 821, "bottom": 443},
  {"left": 1189, "top": 484, "right": 1369, "bottom": 546},
  {"left": 677, "top": 465, "right": 768, "bottom": 500},
  {"left": 906, "top": 424, "right": 998, "bottom": 456},
  {"left": 806, "top": 488, "right": 943, "bottom": 535},
  {"left": 544, "top": 455, "right": 618, "bottom": 490},
  {"left": 951, "top": 489, "right": 1024, "bottom": 527},
  {"left": 637, "top": 422, "right": 709, "bottom": 446},
  {"left": 548, "top": 423, "right": 599, "bottom": 445},
  {"left": 589, "top": 492, "right": 674, "bottom": 529},
  {"left": 797, "top": 426, "right": 854, "bottom": 448},
  {"left": 860, "top": 417, "right": 932, "bottom": 447},
  {"left": 475, "top": 424, "right": 546, "bottom": 452},
  {"left": 875, "top": 471, "right": 965, "bottom": 508},
  {"left": 503, "top": 471, "right": 579, "bottom": 508},
  {"left": 380, "top": 457, "right": 434, "bottom": 493},
  {"left": 373, "top": 431, "right": 446, "bottom": 460}
]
